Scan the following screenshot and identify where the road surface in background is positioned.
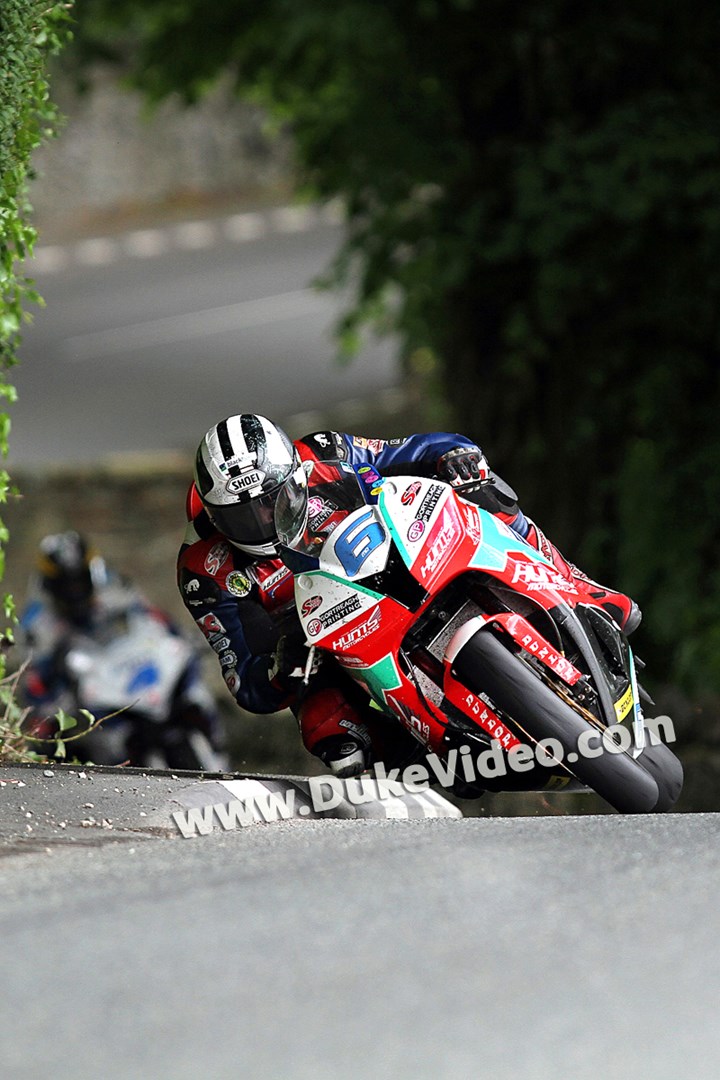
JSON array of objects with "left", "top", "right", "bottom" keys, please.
[{"left": 10, "top": 204, "right": 399, "bottom": 468}]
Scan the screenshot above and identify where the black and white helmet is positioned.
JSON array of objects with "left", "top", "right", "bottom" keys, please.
[{"left": 194, "top": 415, "right": 299, "bottom": 556}]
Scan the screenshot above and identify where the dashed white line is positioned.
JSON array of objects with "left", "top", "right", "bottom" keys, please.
[
  {"left": 73, "top": 237, "right": 119, "bottom": 266},
  {"left": 172, "top": 220, "right": 219, "bottom": 249},
  {"left": 123, "top": 228, "right": 171, "bottom": 258},
  {"left": 26, "top": 202, "right": 344, "bottom": 275},
  {"left": 223, "top": 212, "right": 268, "bottom": 242}
]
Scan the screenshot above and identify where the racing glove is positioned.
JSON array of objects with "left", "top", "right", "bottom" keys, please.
[
  {"left": 436, "top": 446, "right": 488, "bottom": 487},
  {"left": 268, "top": 634, "right": 319, "bottom": 687}
]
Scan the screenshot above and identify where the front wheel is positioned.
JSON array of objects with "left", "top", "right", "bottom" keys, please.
[{"left": 452, "top": 629, "right": 676, "bottom": 813}]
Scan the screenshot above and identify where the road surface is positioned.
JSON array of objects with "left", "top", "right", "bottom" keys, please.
[
  {"left": 10, "top": 204, "right": 399, "bottom": 468},
  {"left": 0, "top": 765, "right": 717, "bottom": 1080}
]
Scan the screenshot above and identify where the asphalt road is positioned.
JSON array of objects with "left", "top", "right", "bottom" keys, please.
[
  {"left": 1, "top": 767, "right": 718, "bottom": 1080},
  {"left": 10, "top": 205, "right": 398, "bottom": 468}
]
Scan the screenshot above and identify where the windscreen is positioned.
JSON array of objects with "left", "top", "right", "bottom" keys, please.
[{"left": 275, "top": 461, "right": 367, "bottom": 555}]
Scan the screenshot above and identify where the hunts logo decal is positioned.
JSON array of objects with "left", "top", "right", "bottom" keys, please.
[
  {"left": 511, "top": 562, "right": 578, "bottom": 593},
  {"left": 333, "top": 605, "right": 382, "bottom": 651},
  {"left": 420, "top": 509, "right": 458, "bottom": 580}
]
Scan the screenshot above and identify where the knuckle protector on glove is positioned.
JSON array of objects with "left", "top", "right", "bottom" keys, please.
[{"left": 437, "top": 446, "right": 488, "bottom": 487}]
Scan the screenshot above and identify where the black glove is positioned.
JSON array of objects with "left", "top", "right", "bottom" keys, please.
[
  {"left": 269, "top": 635, "right": 319, "bottom": 685},
  {"left": 436, "top": 447, "right": 487, "bottom": 487}
]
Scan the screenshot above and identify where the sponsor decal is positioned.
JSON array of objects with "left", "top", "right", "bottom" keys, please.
[
  {"left": 462, "top": 505, "right": 483, "bottom": 547},
  {"left": 224, "top": 670, "right": 241, "bottom": 694},
  {"left": 226, "top": 471, "right": 262, "bottom": 495},
  {"left": 420, "top": 509, "right": 458, "bottom": 580},
  {"left": 335, "top": 654, "right": 368, "bottom": 669},
  {"left": 388, "top": 695, "right": 433, "bottom": 744},
  {"left": 407, "top": 519, "right": 425, "bottom": 543},
  {"left": 196, "top": 613, "right": 237, "bottom": 665},
  {"left": 416, "top": 484, "right": 445, "bottom": 524},
  {"left": 307, "top": 498, "right": 336, "bottom": 529},
  {"left": 517, "top": 632, "right": 583, "bottom": 685},
  {"left": 614, "top": 684, "right": 634, "bottom": 721},
  {"left": 225, "top": 571, "right": 252, "bottom": 598},
  {"left": 197, "top": 613, "right": 225, "bottom": 637},
  {"left": 301, "top": 595, "right": 323, "bottom": 616},
  {"left": 333, "top": 604, "right": 382, "bottom": 651},
  {"left": 315, "top": 433, "right": 331, "bottom": 448},
  {"left": 406, "top": 715, "right": 432, "bottom": 743},
  {"left": 306, "top": 594, "right": 362, "bottom": 636},
  {"left": 444, "top": 680, "right": 521, "bottom": 750},
  {"left": 401, "top": 481, "right": 422, "bottom": 506},
  {"left": 358, "top": 465, "right": 382, "bottom": 487},
  {"left": 219, "top": 650, "right": 237, "bottom": 669},
  {"left": 184, "top": 578, "right": 200, "bottom": 594},
  {"left": 259, "top": 565, "right": 293, "bottom": 597},
  {"left": 222, "top": 454, "right": 251, "bottom": 471},
  {"left": 352, "top": 436, "right": 387, "bottom": 453},
  {"left": 511, "top": 562, "right": 578, "bottom": 594},
  {"left": 204, "top": 542, "right": 230, "bottom": 576}
]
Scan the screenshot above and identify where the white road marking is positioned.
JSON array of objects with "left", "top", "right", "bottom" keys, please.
[
  {"left": 223, "top": 212, "right": 267, "bottom": 242},
  {"left": 73, "top": 237, "right": 119, "bottom": 265},
  {"left": 27, "top": 203, "right": 342, "bottom": 274},
  {"left": 123, "top": 228, "right": 170, "bottom": 258},
  {"left": 172, "top": 220, "right": 219, "bottom": 249},
  {"left": 28, "top": 246, "right": 70, "bottom": 273}
]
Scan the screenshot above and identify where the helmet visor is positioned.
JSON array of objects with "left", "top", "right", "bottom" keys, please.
[{"left": 206, "top": 489, "right": 280, "bottom": 546}]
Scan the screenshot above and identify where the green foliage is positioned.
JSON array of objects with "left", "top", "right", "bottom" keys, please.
[
  {"left": 0, "top": 1, "right": 72, "bottom": 759},
  {"left": 71, "top": 0, "right": 720, "bottom": 690}
]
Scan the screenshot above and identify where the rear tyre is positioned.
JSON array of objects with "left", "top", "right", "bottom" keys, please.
[{"left": 453, "top": 629, "right": 665, "bottom": 813}]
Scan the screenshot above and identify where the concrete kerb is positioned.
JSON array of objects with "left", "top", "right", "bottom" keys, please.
[
  {"left": 171, "top": 775, "right": 463, "bottom": 836},
  {"left": 0, "top": 762, "right": 463, "bottom": 850}
]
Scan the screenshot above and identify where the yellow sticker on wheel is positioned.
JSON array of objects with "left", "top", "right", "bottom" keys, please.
[{"left": 614, "top": 685, "right": 634, "bottom": 721}]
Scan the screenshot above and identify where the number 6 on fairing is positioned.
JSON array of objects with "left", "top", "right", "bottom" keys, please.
[{"left": 333, "top": 510, "right": 385, "bottom": 577}]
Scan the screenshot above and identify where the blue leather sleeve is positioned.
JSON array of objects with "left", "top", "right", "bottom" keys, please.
[{"left": 338, "top": 432, "right": 480, "bottom": 473}]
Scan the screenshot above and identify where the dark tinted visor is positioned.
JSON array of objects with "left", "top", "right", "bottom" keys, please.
[
  {"left": 206, "top": 489, "right": 280, "bottom": 546},
  {"left": 46, "top": 570, "right": 93, "bottom": 604}
]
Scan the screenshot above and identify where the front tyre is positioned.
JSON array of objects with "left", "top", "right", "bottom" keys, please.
[{"left": 453, "top": 629, "right": 665, "bottom": 814}]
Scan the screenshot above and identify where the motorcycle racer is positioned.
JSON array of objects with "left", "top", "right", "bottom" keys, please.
[
  {"left": 19, "top": 531, "right": 220, "bottom": 761},
  {"left": 178, "top": 415, "right": 640, "bottom": 777}
]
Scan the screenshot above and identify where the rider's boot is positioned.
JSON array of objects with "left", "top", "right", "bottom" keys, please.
[
  {"left": 298, "top": 687, "right": 372, "bottom": 778},
  {"left": 524, "top": 519, "right": 642, "bottom": 634}
]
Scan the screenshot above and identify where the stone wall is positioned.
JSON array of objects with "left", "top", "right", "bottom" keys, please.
[{"left": 31, "top": 65, "right": 294, "bottom": 239}]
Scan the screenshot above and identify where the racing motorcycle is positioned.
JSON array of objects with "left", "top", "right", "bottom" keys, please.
[
  {"left": 274, "top": 461, "right": 683, "bottom": 814},
  {"left": 28, "top": 608, "right": 226, "bottom": 771}
]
